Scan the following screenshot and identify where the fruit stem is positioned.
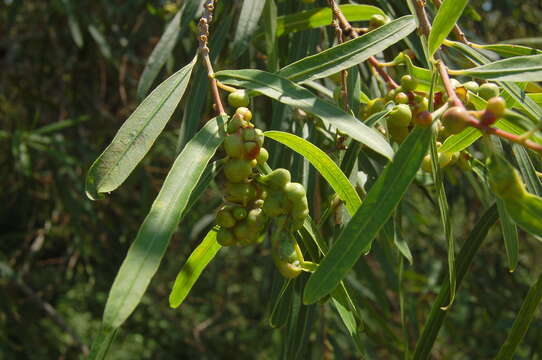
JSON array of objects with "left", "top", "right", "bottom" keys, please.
[
  {"left": 197, "top": 0, "right": 226, "bottom": 115},
  {"left": 216, "top": 80, "right": 238, "bottom": 93}
]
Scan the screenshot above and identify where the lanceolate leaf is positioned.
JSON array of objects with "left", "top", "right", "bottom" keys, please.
[
  {"left": 98, "top": 115, "right": 226, "bottom": 333},
  {"left": 230, "top": 0, "right": 266, "bottom": 60},
  {"left": 264, "top": 131, "right": 361, "bottom": 215},
  {"left": 303, "top": 126, "right": 432, "bottom": 304},
  {"left": 215, "top": 69, "right": 393, "bottom": 159},
  {"left": 451, "top": 54, "right": 542, "bottom": 82},
  {"left": 86, "top": 56, "right": 197, "bottom": 200},
  {"left": 278, "top": 15, "right": 416, "bottom": 83},
  {"left": 275, "top": 4, "right": 384, "bottom": 37},
  {"left": 427, "top": 0, "right": 468, "bottom": 57},
  {"left": 475, "top": 43, "right": 542, "bottom": 58},
  {"left": 412, "top": 205, "right": 498, "bottom": 360},
  {"left": 504, "top": 194, "right": 542, "bottom": 238},
  {"left": 169, "top": 227, "right": 222, "bottom": 308}
]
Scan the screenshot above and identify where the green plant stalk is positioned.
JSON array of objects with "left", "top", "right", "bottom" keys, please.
[
  {"left": 412, "top": 204, "right": 498, "bottom": 360},
  {"left": 495, "top": 272, "right": 542, "bottom": 360}
]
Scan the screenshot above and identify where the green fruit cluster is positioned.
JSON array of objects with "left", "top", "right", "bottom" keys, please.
[{"left": 217, "top": 106, "right": 270, "bottom": 246}]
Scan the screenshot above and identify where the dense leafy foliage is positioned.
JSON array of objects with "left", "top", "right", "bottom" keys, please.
[{"left": 2, "top": 0, "right": 542, "bottom": 359}]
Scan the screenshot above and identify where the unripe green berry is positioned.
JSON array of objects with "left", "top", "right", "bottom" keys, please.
[
  {"left": 256, "top": 147, "right": 269, "bottom": 165},
  {"left": 388, "top": 104, "right": 412, "bottom": 127},
  {"left": 486, "top": 96, "right": 506, "bottom": 118},
  {"left": 442, "top": 106, "right": 470, "bottom": 135},
  {"left": 260, "top": 168, "right": 291, "bottom": 189},
  {"left": 246, "top": 208, "right": 267, "bottom": 230},
  {"left": 463, "top": 81, "right": 479, "bottom": 93},
  {"left": 217, "top": 228, "right": 236, "bottom": 246},
  {"left": 421, "top": 154, "right": 433, "bottom": 173},
  {"left": 224, "top": 159, "right": 252, "bottom": 183},
  {"left": 411, "top": 95, "right": 429, "bottom": 115},
  {"left": 216, "top": 208, "right": 236, "bottom": 228},
  {"left": 478, "top": 83, "right": 500, "bottom": 100},
  {"left": 225, "top": 182, "right": 256, "bottom": 205},
  {"left": 233, "top": 222, "right": 257, "bottom": 245},
  {"left": 284, "top": 182, "right": 306, "bottom": 201},
  {"left": 369, "top": 14, "right": 389, "bottom": 29},
  {"left": 232, "top": 207, "right": 248, "bottom": 220},
  {"left": 235, "top": 107, "right": 253, "bottom": 122},
  {"left": 227, "top": 116, "right": 244, "bottom": 134},
  {"left": 366, "top": 97, "right": 385, "bottom": 116},
  {"left": 228, "top": 90, "right": 250, "bottom": 108},
  {"left": 224, "top": 133, "right": 244, "bottom": 158},
  {"left": 400, "top": 75, "right": 418, "bottom": 92},
  {"left": 263, "top": 193, "right": 287, "bottom": 217},
  {"left": 394, "top": 92, "right": 409, "bottom": 104}
]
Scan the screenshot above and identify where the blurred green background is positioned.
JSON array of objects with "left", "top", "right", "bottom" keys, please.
[{"left": 2, "top": 0, "right": 542, "bottom": 359}]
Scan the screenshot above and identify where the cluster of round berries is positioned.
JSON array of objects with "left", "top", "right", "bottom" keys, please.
[{"left": 216, "top": 90, "right": 311, "bottom": 278}]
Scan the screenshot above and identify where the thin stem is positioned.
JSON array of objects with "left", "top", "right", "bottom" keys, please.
[
  {"left": 326, "top": 0, "right": 398, "bottom": 89},
  {"left": 414, "top": 0, "right": 432, "bottom": 37},
  {"left": 198, "top": 0, "right": 225, "bottom": 115},
  {"left": 327, "top": 0, "right": 349, "bottom": 111}
]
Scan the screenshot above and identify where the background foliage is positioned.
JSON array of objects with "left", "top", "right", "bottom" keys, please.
[{"left": 2, "top": 0, "right": 542, "bottom": 358}]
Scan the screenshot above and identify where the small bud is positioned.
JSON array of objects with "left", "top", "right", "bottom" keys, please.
[
  {"left": 463, "top": 81, "right": 479, "bottom": 93},
  {"left": 227, "top": 90, "right": 250, "bottom": 108},
  {"left": 388, "top": 104, "right": 412, "bottom": 127},
  {"left": 478, "top": 83, "right": 500, "bottom": 100},
  {"left": 235, "top": 107, "right": 253, "bottom": 122},
  {"left": 413, "top": 110, "right": 432, "bottom": 127},
  {"left": 394, "top": 92, "right": 409, "bottom": 104}
]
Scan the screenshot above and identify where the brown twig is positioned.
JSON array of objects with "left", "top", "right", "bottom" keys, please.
[
  {"left": 198, "top": 0, "right": 225, "bottom": 115},
  {"left": 327, "top": 0, "right": 398, "bottom": 89},
  {"left": 327, "top": 0, "right": 349, "bottom": 111}
]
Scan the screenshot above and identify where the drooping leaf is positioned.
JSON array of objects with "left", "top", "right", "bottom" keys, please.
[
  {"left": 427, "top": 0, "right": 469, "bottom": 56},
  {"left": 61, "top": 0, "right": 84, "bottom": 48},
  {"left": 450, "top": 54, "right": 542, "bottom": 82},
  {"left": 87, "top": 24, "right": 114, "bottom": 64},
  {"left": 230, "top": 0, "right": 266, "bottom": 60},
  {"left": 504, "top": 194, "right": 542, "bottom": 238},
  {"left": 278, "top": 15, "right": 417, "bottom": 83},
  {"left": 275, "top": 4, "right": 384, "bottom": 37},
  {"left": 169, "top": 227, "right": 222, "bottom": 308},
  {"left": 214, "top": 69, "right": 393, "bottom": 159},
  {"left": 303, "top": 126, "right": 432, "bottom": 304},
  {"left": 91, "top": 115, "right": 226, "bottom": 357},
  {"left": 412, "top": 205, "right": 498, "bottom": 360},
  {"left": 86, "top": 56, "right": 197, "bottom": 200},
  {"left": 264, "top": 131, "right": 361, "bottom": 215}
]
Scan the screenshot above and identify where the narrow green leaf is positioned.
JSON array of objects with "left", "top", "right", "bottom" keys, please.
[
  {"left": 412, "top": 205, "right": 498, "bottom": 360},
  {"left": 493, "top": 139, "right": 519, "bottom": 273},
  {"left": 86, "top": 56, "right": 197, "bottom": 200},
  {"left": 137, "top": 1, "right": 199, "bottom": 99},
  {"left": 61, "top": 0, "right": 84, "bottom": 48},
  {"left": 496, "top": 198, "right": 519, "bottom": 272},
  {"left": 99, "top": 115, "right": 226, "bottom": 332},
  {"left": 475, "top": 43, "right": 542, "bottom": 58},
  {"left": 230, "top": 0, "right": 266, "bottom": 60},
  {"left": 513, "top": 144, "right": 542, "bottom": 196},
  {"left": 169, "top": 227, "right": 222, "bottom": 308},
  {"left": 438, "top": 127, "right": 480, "bottom": 154},
  {"left": 87, "top": 24, "right": 114, "bottom": 64},
  {"left": 264, "top": 131, "right": 361, "bottom": 215},
  {"left": 427, "top": 0, "right": 468, "bottom": 56},
  {"left": 269, "top": 278, "right": 292, "bottom": 328},
  {"left": 278, "top": 15, "right": 417, "bottom": 83},
  {"left": 429, "top": 129, "right": 455, "bottom": 309},
  {"left": 88, "top": 327, "right": 118, "bottom": 360},
  {"left": 275, "top": 4, "right": 384, "bottom": 37},
  {"left": 214, "top": 69, "right": 393, "bottom": 159},
  {"left": 451, "top": 54, "right": 542, "bottom": 82},
  {"left": 504, "top": 194, "right": 542, "bottom": 238},
  {"left": 303, "top": 126, "right": 432, "bottom": 304},
  {"left": 495, "top": 272, "right": 542, "bottom": 360}
]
